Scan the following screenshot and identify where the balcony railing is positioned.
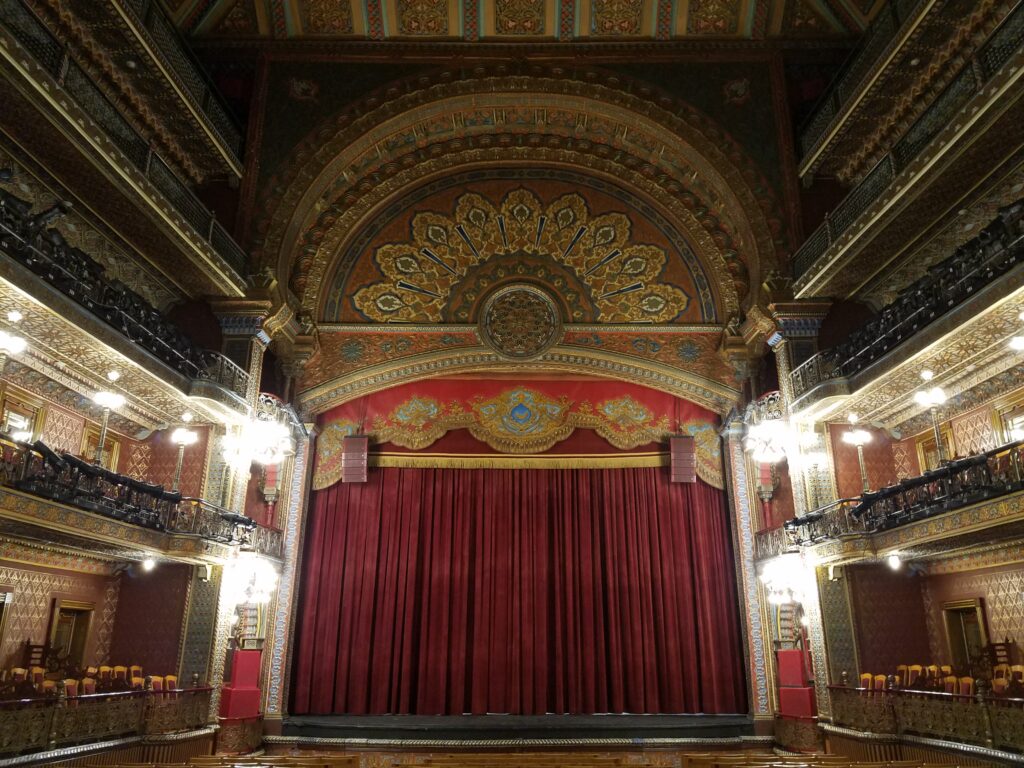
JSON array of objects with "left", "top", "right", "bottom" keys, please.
[
  {"left": 798, "top": 0, "right": 925, "bottom": 163},
  {"left": 830, "top": 685, "right": 1024, "bottom": 753},
  {"left": 0, "top": 183, "right": 250, "bottom": 400},
  {"left": 786, "top": 441, "right": 1024, "bottom": 546},
  {"left": 791, "top": 197, "right": 1024, "bottom": 402},
  {"left": 0, "top": 438, "right": 283, "bottom": 560},
  {"left": 0, "top": 0, "right": 247, "bottom": 278},
  {"left": 114, "top": 0, "right": 242, "bottom": 159},
  {"left": 792, "top": 1, "right": 1024, "bottom": 281},
  {"left": 0, "top": 686, "right": 211, "bottom": 756}
]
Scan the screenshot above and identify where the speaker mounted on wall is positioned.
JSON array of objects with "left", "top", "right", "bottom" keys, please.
[
  {"left": 670, "top": 435, "right": 696, "bottom": 483},
  {"left": 341, "top": 435, "right": 368, "bottom": 483}
]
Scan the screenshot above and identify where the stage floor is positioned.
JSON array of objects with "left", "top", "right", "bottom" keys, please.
[{"left": 282, "top": 714, "right": 754, "bottom": 743}]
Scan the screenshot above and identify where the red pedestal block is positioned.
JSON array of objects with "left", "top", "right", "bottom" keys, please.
[
  {"left": 778, "top": 685, "right": 816, "bottom": 718},
  {"left": 219, "top": 649, "right": 262, "bottom": 719},
  {"left": 777, "top": 648, "right": 810, "bottom": 687}
]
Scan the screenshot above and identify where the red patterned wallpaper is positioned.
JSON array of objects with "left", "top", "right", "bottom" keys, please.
[
  {"left": 828, "top": 424, "right": 898, "bottom": 498},
  {"left": 923, "top": 564, "right": 1024, "bottom": 666},
  {"left": 108, "top": 563, "right": 192, "bottom": 676},
  {"left": 950, "top": 406, "right": 998, "bottom": 457},
  {"left": 892, "top": 438, "right": 920, "bottom": 480},
  {"left": 848, "top": 563, "right": 932, "bottom": 676},
  {"left": 140, "top": 427, "right": 211, "bottom": 498},
  {"left": 0, "top": 559, "right": 119, "bottom": 669}
]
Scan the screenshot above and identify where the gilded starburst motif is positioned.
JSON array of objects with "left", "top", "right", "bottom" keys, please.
[{"left": 353, "top": 189, "right": 691, "bottom": 324}]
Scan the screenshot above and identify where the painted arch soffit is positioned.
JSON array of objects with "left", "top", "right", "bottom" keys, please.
[
  {"left": 253, "top": 68, "right": 784, "bottom": 321},
  {"left": 325, "top": 173, "right": 720, "bottom": 325}
]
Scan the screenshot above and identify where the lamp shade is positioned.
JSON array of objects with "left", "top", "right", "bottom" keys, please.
[{"left": 93, "top": 391, "right": 125, "bottom": 410}]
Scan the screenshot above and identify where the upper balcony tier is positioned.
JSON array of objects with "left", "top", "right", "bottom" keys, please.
[
  {"left": 797, "top": 0, "right": 1017, "bottom": 183},
  {"left": 0, "top": 436, "right": 283, "bottom": 563},
  {"left": 754, "top": 439, "right": 1024, "bottom": 564},
  {"left": 791, "top": 2, "right": 1024, "bottom": 301},
  {"left": 0, "top": 0, "right": 248, "bottom": 298},
  {"left": 0, "top": 184, "right": 251, "bottom": 426},
  {"left": 788, "top": 198, "right": 1023, "bottom": 424}
]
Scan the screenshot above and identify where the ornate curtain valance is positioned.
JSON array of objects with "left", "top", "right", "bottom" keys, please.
[{"left": 312, "top": 378, "right": 723, "bottom": 490}]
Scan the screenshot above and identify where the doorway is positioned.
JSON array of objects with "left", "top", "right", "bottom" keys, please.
[
  {"left": 942, "top": 599, "right": 988, "bottom": 673},
  {"left": 49, "top": 600, "right": 94, "bottom": 670}
]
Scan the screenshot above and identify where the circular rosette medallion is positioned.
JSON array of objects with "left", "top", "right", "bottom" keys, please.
[{"left": 480, "top": 284, "right": 563, "bottom": 360}]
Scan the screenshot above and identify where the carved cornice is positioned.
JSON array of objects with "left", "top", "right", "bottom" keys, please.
[{"left": 295, "top": 345, "right": 741, "bottom": 418}]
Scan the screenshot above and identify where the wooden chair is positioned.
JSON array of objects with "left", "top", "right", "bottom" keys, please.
[
  {"left": 926, "top": 664, "right": 939, "bottom": 679},
  {"left": 993, "top": 678, "right": 1010, "bottom": 694},
  {"left": 942, "top": 674, "right": 957, "bottom": 694},
  {"left": 129, "top": 664, "right": 142, "bottom": 679},
  {"left": 80, "top": 677, "right": 96, "bottom": 695},
  {"left": 29, "top": 666, "right": 45, "bottom": 686},
  {"left": 98, "top": 665, "right": 112, "bottom": 681},
  {"left": 150, "top": 675, "right": 164, "bottom": 692},
  {"left": 939, "top": 664, "right": 952, "bottom": 675},
  {"left": 112, "top": 665, "right": 127, "bottom": 680},
  {"left": 41, "top": 679, "right": 55, "bottom": 694},
  {"left": 873, "top": 674, "right": 887, "bottom": 691},
  {"left": 10, "top": 667, "right": 26, "bottom": 682},
  {"left": 859, "top": 672, "right": 873, "bottom": 688},
  {"left": 130, "top": 675, "right": 145, "bottom": 690},
  {"left": 1011, "top": 664, "right": 1024, "bottom": 683},
  {"left": 959, "top": 676, "right": 975, "bottom": 696},
  {"left": 896, "top": 664, "right": 909, "bottom": 685},
  {"left": 908, "top": 664, "right": 923, "bottom": 686}
]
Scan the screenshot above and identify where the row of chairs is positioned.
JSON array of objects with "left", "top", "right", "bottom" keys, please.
[
  {"left": 5, "top": 665, "right": 178, "bottom": 695},
  {"left": 859, "top": 672, "right": 976, "bottom": 695}
]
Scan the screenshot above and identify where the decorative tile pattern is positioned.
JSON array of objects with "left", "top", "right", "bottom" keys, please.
[
  {"left": 125, "top": 443, "right": 153, "bottom": 481},
  {"left": 0, "top": 537, "right": 115, "bottom": 575},
  {"left": 559, "top": 0, "right": 577, "bottom": 37},
  {"left": 463, "top": 0, "right": 479, "bottom": 38},
  {"left": 495, "top": 0, "right": 545, "bottom": 34},
  {"left": 951, "top": 407, "right": 998, "bottom": 457},
  {"left": 818, "top": 567, "right": 859, "bottom": 683},
  {"left": 178, "top": 565, "right": 222, "bottom": 684},
  {"left": 892, "top": 439, "right": 919, "bottom": 481},
  {"left": 783, "top": 0, "right": 831, "bottom": 35},
  {"left": 591, "top": 0, "right": 644, "bottom": 34},
  {"left": 41, "top": 406, "right": 85, "bottom": 456},
  {"left": 687, "top": 0, "right": 740, "bottom": 34},
  {"left": 214, "top": 0, "right": 259, "bottom": 34},
  {"left": 298, "top": 0, "right": 354, "bottom": 33},
  {"left": 397, "top": 0, "right": 449, "bottom": 34}
]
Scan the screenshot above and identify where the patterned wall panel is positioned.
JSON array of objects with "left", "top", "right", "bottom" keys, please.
[
  {"left": 923, "top": 564, "right": 1024, "bottom": 664},
  {"left": 144, "top": 427, "right": 211, "bottom": 498},
  {"left": 950, "top": 407, "right": 998, "bottom": 457},
  {"left": 125, "top": 442, "right": 153, "bottom": 481},
  {"left": 41, "top": 406, "right": 85, "bottom": 455},
  {"left": 828, "top": 424, "right": 898, "bottom": 498},
  {"left": 848, "top": 563, "right": 932, "bottom": 675},
  {"left": 0, "top": 562, "right": 119, "bottom": 669},
  {"left": 892, "top": 438, "right": 920, "bottom": 480},
  {"left": 495, "top": 0, "right": 546, "bottom": 34},
  {"left": 178, "top": 565, "right": 222, "bottom": 685},
  {"left": 817, "top": 566, "right": 859, "bottom": 684},
  {"left": 109, "top": 563, "right": 191, "bottom": 675}
]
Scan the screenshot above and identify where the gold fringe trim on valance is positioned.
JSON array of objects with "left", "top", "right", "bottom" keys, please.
[{"left": 368, "top": 452, "right": 671, "bottom": 470}]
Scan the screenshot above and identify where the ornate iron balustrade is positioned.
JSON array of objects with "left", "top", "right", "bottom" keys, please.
[
  {"left": 0, "top": 0, "right": 247, "bottom": 278},
  {"left": 753, "top": 524, "right": 797, "bottom": 562},
  {"left": 0, "top": 686, "right": 211, "bottom": 756},
  {"left": 113, "top": 0, "right": 242, "bottom": 158},
  {"left": 0, "top": 180, "right": 249, "bottom": 399},
  {"left": 782, "top": 498, "right": 864, "bottom": 548},
  {"left": 793, "top": 1, "right": 1024, "bottom": 281},
  {"left": 830, "top": 685, "right": 1024, "bottom": 753},
  {"left": 786, "top": 441, "right": 1024, "bottom": 545},
  {"left": 791, "top": 197, "right": 1024, "bottom": 400},
  {"left": 0, "top": 438, "right": 263, "bottom": 549}
]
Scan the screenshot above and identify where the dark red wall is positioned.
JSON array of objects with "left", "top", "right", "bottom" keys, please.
[{"left": 108, "top": 562, "right": 192, "bottom": 676}]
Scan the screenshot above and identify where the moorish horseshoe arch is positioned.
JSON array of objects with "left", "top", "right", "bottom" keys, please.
[{"left": 254, "top": 65, "right": 785, "bottom": 322}]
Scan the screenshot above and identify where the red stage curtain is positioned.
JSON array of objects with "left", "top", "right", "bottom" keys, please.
[{"left": 291, "top": 467, "right": 747, "bottom": 715}]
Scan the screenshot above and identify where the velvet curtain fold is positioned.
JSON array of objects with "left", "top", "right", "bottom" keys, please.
[{"left": 291, "top": 467, "right": 747, "bottom": 715}]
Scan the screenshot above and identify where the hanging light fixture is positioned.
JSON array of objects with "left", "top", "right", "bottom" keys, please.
[
  {"left": 842, "top": 427, "right": 873, "bottom": 494},
  {"left": 914, "top": 385, "right": 948, "bottom": 463},
  {"left": 744, "top": 391, "right": 790, "bottom": 464},
  {"left": 92, "top": 390, "right": 126, "bottom": 465}
]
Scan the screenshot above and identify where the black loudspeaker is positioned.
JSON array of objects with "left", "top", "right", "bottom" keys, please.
[
  {"left": 670, "top": 436, "right": 696, "bottom": 483},
  {"left": 341, "top": 436, "right": 368, "bottom": 483}
]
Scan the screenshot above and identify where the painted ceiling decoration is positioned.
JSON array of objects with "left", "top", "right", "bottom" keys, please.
[
  {"left": 172, "top": 0, "right": 884, "bottom": 40},
  {"left": 325, "top": 184, "right": 717, "bottom": 325},
  {"left": 254, "top": 68, "right": 786, "bottom": 326}
]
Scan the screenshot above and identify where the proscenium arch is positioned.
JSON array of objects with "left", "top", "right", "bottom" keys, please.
[
  {"left": 295, "top": 344, "right": 742, "bottom": 420},
  {"left": 254, "top": 66, "right": 784, "bottom": 320}
]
